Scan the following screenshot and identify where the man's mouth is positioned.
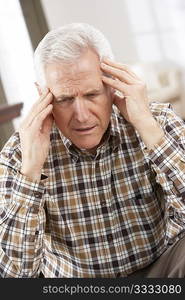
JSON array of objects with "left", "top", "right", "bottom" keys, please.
[{"left": 74, "top": 125, "right": 96, "bottom": 134}]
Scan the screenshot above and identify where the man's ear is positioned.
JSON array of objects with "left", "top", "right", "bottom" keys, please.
[{"left": 34, "top": 82, "right": 42, "bottom": 96}]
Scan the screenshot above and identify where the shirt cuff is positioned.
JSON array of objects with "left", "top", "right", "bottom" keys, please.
[
  {"left": 12, "top": 171, "right": 47, "bottom": 210},
  {"left": 143, "top": 132, "right": 185, "bottom": 176}
]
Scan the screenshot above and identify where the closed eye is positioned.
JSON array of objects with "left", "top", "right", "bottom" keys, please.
[
  {"left": 87, "top": 93, "right": 97, "bottom": 97},
  {"left": 55, "top": 96, "right": 74, "bottom": 103},
  {"left": 86, "top": 92, "right": 101, "bottom": 99}
]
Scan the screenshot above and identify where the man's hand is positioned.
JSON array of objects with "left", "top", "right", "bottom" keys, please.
[
  {"left": 19, "top": 89, "right": 54, "bottom": 181},
  {"left": 101, "top": 57, "right": 152, "bottom": 126},
  {"left": 101, "top": 58, "right": 164, "bottom": 149}
]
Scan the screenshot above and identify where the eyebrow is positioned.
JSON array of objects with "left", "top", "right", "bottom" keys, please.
[
  {"left": 85, "top": 88, "right": 103, "bottom": 95},
  {"left": 55, "top": 94, "right": 74, "bottom": 102},
  {"left": 55, "top": 88, "right": 103, "bottom": 102}
]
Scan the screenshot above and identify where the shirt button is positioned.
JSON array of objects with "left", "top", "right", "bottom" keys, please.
[
  {"left": 31, "top": 207, "right": 38, "bottom": 214},
  {"left": 107, "top": 234, "right": 113, "bottom": 242},
  {"left": 101, "top": 200, "right": 106, "bottom": 206},
  {"left": 33, "top": 191, "right": 42, "bottom": 198},
  {"left": 157, "top": 156, "right": 163, "bottom": 163}
]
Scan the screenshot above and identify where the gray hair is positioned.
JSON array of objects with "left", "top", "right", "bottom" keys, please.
[{"left": 34, "top": 23, "right": 114, "bottom": 87}]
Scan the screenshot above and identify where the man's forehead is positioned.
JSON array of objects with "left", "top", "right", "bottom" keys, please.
[
  {"left": 55, "top": 84, "right": 104, "bottom": 97},
  {"left": 50, "top": 72, "right": 103, "bottom": 95},
  {"left": 45, "top": 50, "right": 102, "bottom": 84}
]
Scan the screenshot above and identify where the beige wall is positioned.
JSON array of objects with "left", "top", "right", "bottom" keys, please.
[
  {"left": 40, "top": 0, "right": 185, "bottom": 119},
  {"left": 40, "top": 0, "right": 138, "bottom": 63}
]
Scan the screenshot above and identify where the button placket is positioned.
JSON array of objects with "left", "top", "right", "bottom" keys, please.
[
  {"left": 107, "top": 234, "right": 113, "bottom": 242},
  {"left": 91, "top": 160, "right": 113, "bottom": 271},
  {"left": 101, "top": 200, "right": 107, "bottom": 206}
]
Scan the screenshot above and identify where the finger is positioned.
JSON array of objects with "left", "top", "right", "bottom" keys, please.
[
  {"left": 38, "top": 88, "right": 53, "bottom": 103},
  {"left": 31, "top": 104, "right": 53, "bottom": 133},
  {"left": 31, "top": 92, "right": 53, "bottom": 118},
  {"left": 41, "top": 114, "right": 54, "bottom": 135},
  {"left": 102, "top": 57, "right": 141, "bottom": 80},
  {"left": 32, "top": 89, "right": 51, "bottom": 111},
  {"left": 24, "top": 92, "right": 53, "bottom": 127},
  {"left": 34, "top": 87, "right": 49, "bottom": 106},
  {"left": 113, "top": 93, "right": 127, "bottom": 112},
  {"left": 102, "top": 75, "right": 127, "bottom": 94},
  {"left": 112, "top": 92, "right": 127, "bottom": 103},
  {"left": 102, "top": 57, "right": 140, "bottom": 79},
  {"left": 21, "top": 89, "right": 50, "bottom": 127},
  {"left": 24, "top": 88, "right": 50, "bottom": 120},
  {"left": 101, "top": 62, "right": 136, "bottom": 85}
]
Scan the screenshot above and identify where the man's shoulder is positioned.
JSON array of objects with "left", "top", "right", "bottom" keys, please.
[
  {"left": 112, "top": 102, "right": 173, "bottom": 124},
  {"left": 0, "top": 131, "right": 21, "bottom": 169},
  {"left": 149, "top": 101, "right": 177, "bottom": 127},
  {"left": 149, "top": 100, "right": 185, "bottom": 124}
]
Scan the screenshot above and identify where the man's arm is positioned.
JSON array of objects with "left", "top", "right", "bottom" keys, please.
[
  {"left": 0, "top": 89, "right": 53, "bottom": 277},
  {"left": 100, "top": 58, "right": 185, "bottom": 195},
  {"left": 143, "top": 103, "right": 185, "bottom": 241},
  {"left": 19, "top": 88, "right": 53, "bottom": 181},
  {"left": 0, "top": 136, "right": 46, "bottom": 277},
  {"left": 144, "top": 103, "right": 185, "bottom": 198},
  {"left": 101, "top": 58, "right": 185, "bottom": 241}
]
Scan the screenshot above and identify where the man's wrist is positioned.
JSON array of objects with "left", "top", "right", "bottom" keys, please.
[
  {"left": 134, "top": 116, "right": 164, "bottom": 150},
  {"left": 20, "top": 167, "right": 42, "bottom": 182}
]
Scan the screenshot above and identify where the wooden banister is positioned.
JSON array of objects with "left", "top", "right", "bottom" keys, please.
[{"left": 0, "top": 102, "right": 23, "bottom": 125}]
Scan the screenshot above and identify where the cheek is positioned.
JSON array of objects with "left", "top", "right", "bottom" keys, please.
[
  {"left": 99, "top": 100, "right": 112, "bottom": 125},
  {"left": 53, "top": 105, "right": 65, "bottom": 117},
  {"left": 52, "top": 106, "right": 59, "bottom": 119},
  {"left": 52, "top": 107, "right": 68, "bottom": 127},
  {"left": 101, "top": 95, "right": 112, "bottom": 114}
]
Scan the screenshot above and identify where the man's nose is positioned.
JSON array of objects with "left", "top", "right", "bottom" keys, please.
[{"left": 73, "top": 98, "right": 90, "bottom": 123}]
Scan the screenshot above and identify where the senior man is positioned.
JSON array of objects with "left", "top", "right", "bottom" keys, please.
[{"left": 0, "top": 23, "right": 185, "bottom": 278}]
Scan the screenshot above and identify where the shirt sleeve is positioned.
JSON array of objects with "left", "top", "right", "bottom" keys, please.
[
  {"left": 143, "top": 103, "right": 185, "bottom": 241},
  {"left": 0, "top": 133, "right": 47, "bottom": 277}
]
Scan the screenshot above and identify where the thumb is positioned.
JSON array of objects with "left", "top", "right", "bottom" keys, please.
[
  {"left": 42, "top": 114, "right": 54, "bottom": 135},
  {"left": 113, "top": 92, "right": 126, "bottom": 110}
]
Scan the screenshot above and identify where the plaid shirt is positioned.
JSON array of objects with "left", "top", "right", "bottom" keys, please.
[{"left": 0, "top": 102, "right": 185, "bottom": 278}]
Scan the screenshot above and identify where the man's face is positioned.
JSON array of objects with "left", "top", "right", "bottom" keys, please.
[{"left": 45, "top": 49, "right": 113, "bottom": 152}]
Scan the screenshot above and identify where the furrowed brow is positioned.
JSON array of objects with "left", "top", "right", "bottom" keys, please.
[
  {"left": 55, "top": 88, "right": 103, "bottom": 101},
  {"left": 85, "top": 88, "right": 103, "bottom": 95},
  {"left": 55, "top": 94, "right": 75, "bottom": 101}
]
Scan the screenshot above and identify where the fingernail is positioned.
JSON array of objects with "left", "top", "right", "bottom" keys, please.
[
  {"left": 43, "top": 87, "right": 48, "bottom": 94},
  {"left": 103, "top": 56, "right": 111, "bottom": 61}
]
